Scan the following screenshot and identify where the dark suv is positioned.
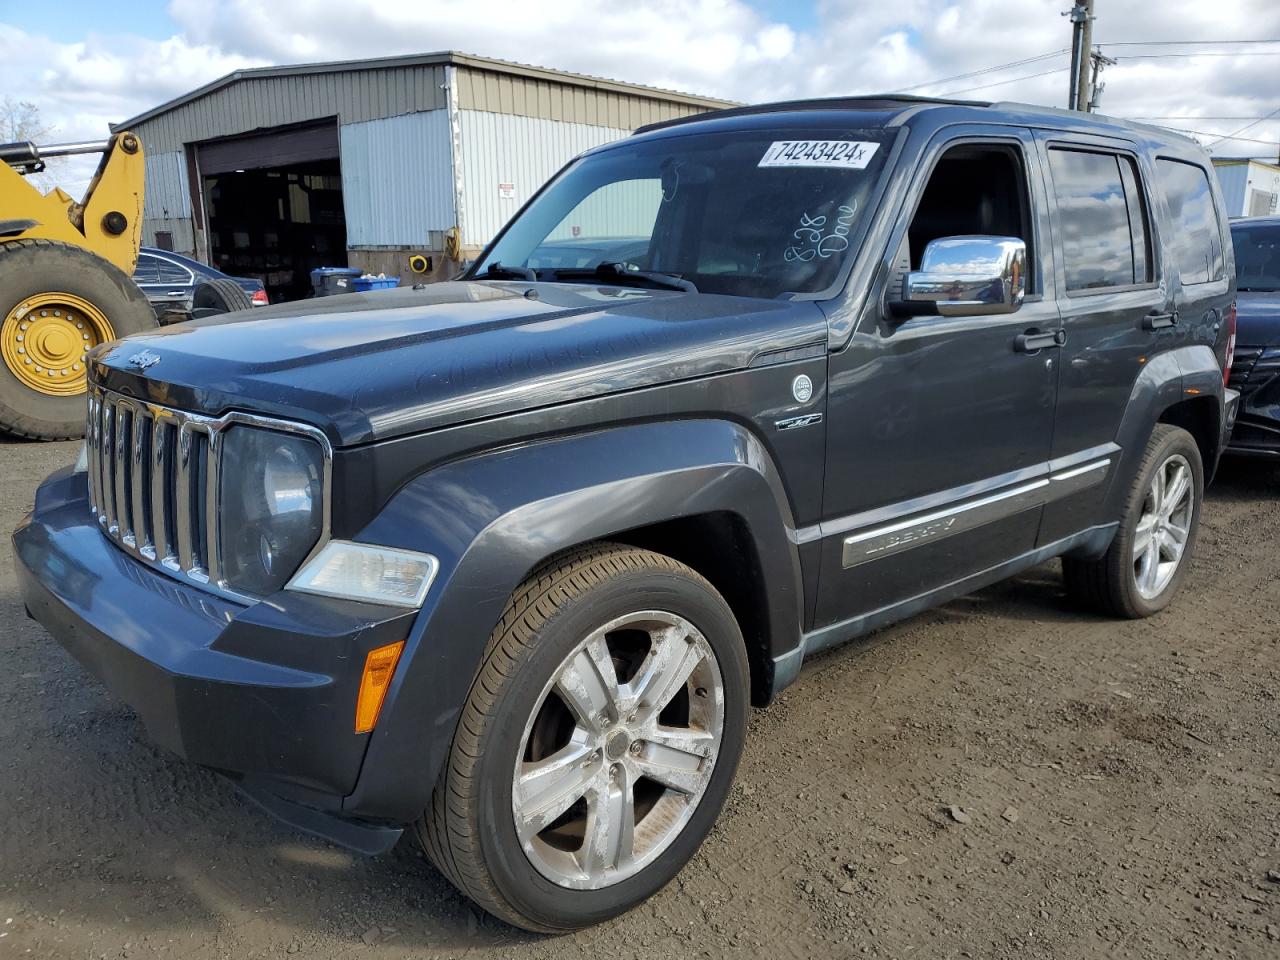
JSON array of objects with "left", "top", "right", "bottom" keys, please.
[
  {"left": 1225, "top": 216, "right": 1280, "bottom": 455},
  {"left": 13, "top": 97, "right": 1239, "bottom": 932}
]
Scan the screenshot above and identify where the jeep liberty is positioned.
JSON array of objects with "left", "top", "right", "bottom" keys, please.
[{"left": 14, "top": 96, "right": 1240, "bottom": 931}]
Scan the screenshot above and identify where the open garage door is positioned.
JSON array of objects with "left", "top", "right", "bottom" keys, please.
[{"left": 196, "top": 120, "right": 347, "bottom": 303}]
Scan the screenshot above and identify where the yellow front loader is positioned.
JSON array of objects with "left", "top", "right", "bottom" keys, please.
[{"left": 0, "top": 132, "right": 158, "bottom": 439}]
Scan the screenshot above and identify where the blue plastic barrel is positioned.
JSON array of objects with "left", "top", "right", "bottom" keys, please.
[{"left": 309, "top": 267, "right": 363, "bottom": 297}]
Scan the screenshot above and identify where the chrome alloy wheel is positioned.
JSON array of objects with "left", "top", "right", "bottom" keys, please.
[
  {"left": 512, "top": 610, "right": 725, "bottom": 891},
  {"left": 1133, "top": 453, "right": 1194, "bottom": 601}
]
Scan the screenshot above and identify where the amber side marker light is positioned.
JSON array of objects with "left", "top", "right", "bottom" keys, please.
[{"left": 355, "top": 641, "right": 406, "bottom": 734}]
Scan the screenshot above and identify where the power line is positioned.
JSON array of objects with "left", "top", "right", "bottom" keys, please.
[
  {"left": 1109, "top": 51, "right": 1280, "bottom": 58},
  {"left": 1099, "top": 38, "right": 1280, "bottom": 46},
  {"left": 1206, "top": 105, "right": 1280, "bottom": 146},
  {"left": 1148, "top": 125, "right": 1279, "bottom": 147},
  {"left": 890, "top": 49, "right": 1067, "bottom": 94},
  {"left": 937, "top": 65, "right": 1071, "bottom": 98}
]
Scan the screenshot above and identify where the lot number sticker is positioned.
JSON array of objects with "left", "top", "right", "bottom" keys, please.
[{"left": 758, "top": 140, "right": 880, "bottom": 169}]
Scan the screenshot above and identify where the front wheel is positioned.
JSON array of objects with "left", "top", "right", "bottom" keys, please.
[
  {"left": 1064, "top": 423, "right": 1204, "bottom": 618},
  {"left": 416, "top": 543, "right": 750, "bottom": 932}
]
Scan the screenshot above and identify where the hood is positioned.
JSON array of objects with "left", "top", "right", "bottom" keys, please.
[
  {"left": 1235, "top": 290, "right": 1280, "bottom": 347},
  {"left": 90, "top": 280, "right": 827, "bottom": 446}
]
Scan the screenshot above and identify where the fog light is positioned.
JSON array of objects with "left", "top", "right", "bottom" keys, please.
[
  {"left": 285, "top": 541, "right": 439, "bottom": 607},
  {"left": 355, "top": 641, "right": 405, "bottom": 734}
]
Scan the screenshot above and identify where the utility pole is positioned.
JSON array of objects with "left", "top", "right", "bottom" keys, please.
[
  {"left": 1086, "top": 49, "right": 1116, "bottom": 112},
  {"left": 1065, "top": 0, "right": 1095, "bottom": 111},
  {"left": 1075, "top": 0, "right": 1096, "bottom": 112}
]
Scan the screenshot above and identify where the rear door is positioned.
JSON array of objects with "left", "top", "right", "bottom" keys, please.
[
  {"left": 815, "top": 126, "right": 1061, "bottom": 628},
  {"left": 1036, "top": 134, "right": 1167, "bottom": 544}
]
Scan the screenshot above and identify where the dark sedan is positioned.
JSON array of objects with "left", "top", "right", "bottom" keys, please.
[
  {"left": 132, "top": 247, "right": 268, "bottom": 321},
  {"left": 1226, "top": 217, "right": 1280, "bottom": 457}
]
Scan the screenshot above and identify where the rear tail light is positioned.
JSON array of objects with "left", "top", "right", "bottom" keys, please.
[
  {"left": 251, "top": 289, "right": 269, "bottom": 306},
  {"left": 1223, "top": 301, "right": 1237, "bottom": 386}
]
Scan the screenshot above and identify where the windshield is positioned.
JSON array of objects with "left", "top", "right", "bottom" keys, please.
[
  {"left": 474, "top": 128, "right": 893, "bottom": 299},
  {"left": 1232, "top": 223, "right": 1280, "bottom": 292}
]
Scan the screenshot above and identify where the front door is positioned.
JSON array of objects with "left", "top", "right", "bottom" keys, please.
[{"left": 815, "top": 127, "right": 1060, "bottom": 628}]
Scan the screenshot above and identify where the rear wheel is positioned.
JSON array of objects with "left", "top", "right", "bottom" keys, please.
[
  {"left": 192, "top": 277, "right": 253, "bottom": 314},
  {"left": 416, "top": 543, "right": 750, "bottom": 932},
  {"left": 0, "top": 239, "right": 156, "bottom": 439},
  {"left": 1064, "top": 423, "right": 1203, "bottom": 618}
]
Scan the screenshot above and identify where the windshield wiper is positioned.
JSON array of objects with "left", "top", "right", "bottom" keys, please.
[
  {"left": 474, "top": 262, "right": 537, "bottom": 282},
  {"left": 1237, "top": 286, "right": 1280, "bottom": 293},
  {"left": 549, "top": 262, "right": 697, "bottom": 293}
]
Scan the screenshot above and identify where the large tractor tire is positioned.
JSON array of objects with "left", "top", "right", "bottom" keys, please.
[{"left": 0, "top": 238, "right": 157, "bottom": 440}]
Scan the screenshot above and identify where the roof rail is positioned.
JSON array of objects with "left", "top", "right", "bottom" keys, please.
[{"left": 634, "top": 94, "right": 991, "bottom": 135}]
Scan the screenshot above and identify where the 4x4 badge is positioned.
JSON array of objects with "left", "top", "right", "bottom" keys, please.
[
  {"left": 791, "top": 374, "right": 814, "bottom": 403},
  {"left": 127, "top": 350, "right": 161, "bottom": 371}
]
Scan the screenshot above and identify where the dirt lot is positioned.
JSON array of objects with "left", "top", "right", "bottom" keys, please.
[{"left": 1, "top": 434, "right": 1277, "bottom": 960}]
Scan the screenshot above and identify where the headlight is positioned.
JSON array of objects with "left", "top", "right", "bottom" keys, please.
[
  {"left": 219, "top": 426, "right": 325, "bottom": 595},
  {"left": 286, "top": 541, "right": 439, "bottom": 607}
]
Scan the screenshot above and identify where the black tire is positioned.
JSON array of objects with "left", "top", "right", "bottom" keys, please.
[
  {"left": 191, "top": 277, "right": 253, "bottom": 314},
  {"left": 416, "top": 543, "right": 751, "bottom": 932},
  {"left": 1063, "top": 423, "right": 1204, "bottom": 618},
  {"left": 0, "top": 239, "right": 157, "bottom": 440}
]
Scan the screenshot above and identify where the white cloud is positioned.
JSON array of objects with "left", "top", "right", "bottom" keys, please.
[{"left": 4, "top": 0, "right": 1279, "bottom": 196}]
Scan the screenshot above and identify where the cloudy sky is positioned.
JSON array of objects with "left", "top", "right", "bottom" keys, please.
[{"left": 3, "top": 0, "right": 1279, "bottom": 194}]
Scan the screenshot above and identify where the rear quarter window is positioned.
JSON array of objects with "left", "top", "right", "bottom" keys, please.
[{"left": 1155, "top": 158, "right": 1225, "bottom": 285}]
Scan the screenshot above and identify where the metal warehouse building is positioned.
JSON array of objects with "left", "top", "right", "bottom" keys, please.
[{"left": 115, "top": 52, "right": 732, "bottom": 301}]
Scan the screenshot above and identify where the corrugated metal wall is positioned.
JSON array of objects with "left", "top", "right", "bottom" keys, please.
[
  {"left": 1214, "top": 164, "right": 1248, "bottom": 217},
  {"left": 142, "top": 150, "right": 191, "bottom": 220},
  {"left": 140, "top": 217, "right": 195, "bottom": 255},
  {"left": 129, "top": 65, "right": 449, "bottom": 155},
  {"left": 454, "top": 66, "right": 710, "bottom": 131},
  {"left": 459, "top": 111, "right": 636, "bottom": 246},
  {"left": 140, "top": 150, "right": 194, "bottom": 252},
  {"left": 340, "top": 111, "right": 455, "bottom": 246}
]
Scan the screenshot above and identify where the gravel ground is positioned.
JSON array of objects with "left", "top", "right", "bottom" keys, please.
[{"left": 1, "top": 434, "right": 1278, "bottom": 959}]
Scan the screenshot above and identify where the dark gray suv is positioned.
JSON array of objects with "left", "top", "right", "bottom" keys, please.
[{"left": 14, "top": 96, "right": 1239, "bottom": 932}]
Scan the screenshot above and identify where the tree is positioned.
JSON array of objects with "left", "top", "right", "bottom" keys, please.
[
  {"left": 1, "top": 98, "right": 62, "bottom": 192},
  {"left": 0, "top": 97, "right": 54, "bottom": 143}
]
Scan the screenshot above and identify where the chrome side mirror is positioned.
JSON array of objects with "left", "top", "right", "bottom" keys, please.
[{"left": 892, "top": 235, "right": 1026, "bottom": 318}]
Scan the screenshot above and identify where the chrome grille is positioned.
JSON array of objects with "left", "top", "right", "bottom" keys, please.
[
  {"left": 85, "top": 385, "right": 333, "bottom": 602},
  {"left": 87, "top": 387, "right": 218, "bottom": 585},
  {"left": 1229, "top": 345, "right": 1280, "bottom": 395}
]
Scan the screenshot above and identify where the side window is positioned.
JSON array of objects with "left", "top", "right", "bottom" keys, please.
[
  {"left": 154, "top": 259, "right": 192, "bottom": 284},
  {"left": 1048, "top": 148, "right": 1151, "bottom": 292},
  {"left": 1155, "top": 158, "right": 1224, "bottom": 285},
  {"left": 132, "top": 254, "right": 159, "bottom": 284},
  {"left": 906, "top": 142, "right": 1034, "bottom": 290}
]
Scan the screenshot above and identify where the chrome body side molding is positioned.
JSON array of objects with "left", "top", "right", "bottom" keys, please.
[{"left": 839, "top": 452, "right": 1114, "bottom": 568}]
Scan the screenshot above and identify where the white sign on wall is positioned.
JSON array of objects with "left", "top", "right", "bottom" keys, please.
[{"left": 498, "top": 182, "right": 516, "bottom": 200}]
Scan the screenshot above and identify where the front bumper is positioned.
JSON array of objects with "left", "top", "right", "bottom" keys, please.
[
  {"left": 1227, "top": 387, "right": 1280, "bottom": 458},
  {"left": 1227, "top": 347, "right": 1280, "bottom": 457},
  {"left": 13, "top": 468, "right": 415, "bottom": 850}
]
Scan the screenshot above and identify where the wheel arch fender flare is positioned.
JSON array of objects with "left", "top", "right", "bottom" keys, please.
[
  {"left": 341, "top": 417, "right": 804, "bottom": 823},
  {"left": 1103, "top": 344, "right": 1224, "bottom": 518}
]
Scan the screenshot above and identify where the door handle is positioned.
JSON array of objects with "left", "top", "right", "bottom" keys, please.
[
  {"left": 1143, "top": 310, "right": 1178, "bottom": 330},
  {"left": 1014, "top": 329, "right": 1066, "bottom": 353}
]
